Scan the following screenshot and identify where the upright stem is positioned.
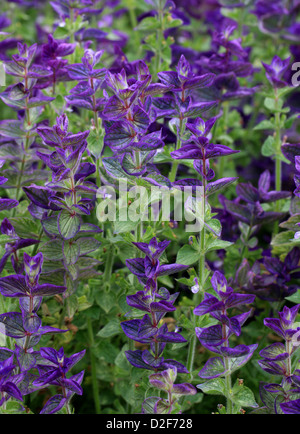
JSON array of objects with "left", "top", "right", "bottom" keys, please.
[
  {"left": 187, "top": 169, "right": 207, "bottom": 376},
  {"left": 225, "top": 360, "right": 233, "bottom": 414},
  {"left": 103, "top": 244, "right": 115, "bottom": 289},
  {"left": 285, "top": 340, "right": 292, "bottom": 379},
  {"left": 128, "top": 0, "right": 137, "bottom": 29},
  {"left": 186, "top": 334, "right": 197, "bottom": 379},
  {"left": 222, "top": 324, "right": 233, "bottom": 414},
  {"left": 198, "top": 181, "right": 206, "bottom": 303},
  {"left": 274, "top": 88, "right": 282, "bottom": 200},
  {"left": 12, "top": 94, "right": 31, "bottom": 216},
  {"left": 169, "top": 118, "right": 184, "bottom": 183},
  {"left": 0, "top": 294, "right": 5, "bottom": 315},
  {"left": 273, "top": 89, "right": 282, "bottom": 234},
  {"left": 87, "top": 318, "right": 101, "bottom": 414},
  {"left": 155, "top": 4, "right": 164, "bottom": 76},
  {"left": 218, "top": 102, "right": 230, "bottom": 180}
]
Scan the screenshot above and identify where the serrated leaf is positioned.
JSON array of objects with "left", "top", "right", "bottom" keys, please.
[
  {"left": 197, "top": 378, "right": 226, "bottom": 396},
  {"left": 262, "top": 136, "right": 275, "bottom": 157},
  {"left": 40, "top": 239, "right": 64, "bottom": 261},
  {"left": 63, "top": 240, "right": 80, "bottom": 265},
  {"left": 97, "top": 319, "right": 120, "bottom": 338},
  {"left": 232, "top": 384, "right": 258, "bottom": 408},
  {"left": 58, "top": 210, "right": 81, "bottom": 240},
  {"left": 176, "top": 245, "right": 199, "bottom": 266}
]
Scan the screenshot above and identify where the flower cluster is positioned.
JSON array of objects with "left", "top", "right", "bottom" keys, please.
[
  {"left": 258, "top": 305, "right": 300, "bottom": 414},
  {"left": 22, "top": 114, "right": 102, "bottom": 284},
  {"left": 123, "top": 237, "right": 188, "bottom": 370},
  {"left": 0, "top": 0, "right": 300, "bottom": 417},
  {"left": 195, "top": 271, "right": 258, "bottom": 413},
  {"left": 142, "top": 367, "right": 197, "bottom": 414},
  {"left": 0, "top": 252, "right": 85, "bottom": 413},
  {"left": 121, "top": 237, "right": 197, "bottom": 413}
]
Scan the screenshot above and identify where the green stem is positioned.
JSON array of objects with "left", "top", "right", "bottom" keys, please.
[
  {"left": 274, "top": 89, "right": 282, "bottom": 199},
  {"left": 103, "top": 244, "right": 115, "bottom": 287},
  {"left": 286, "top": 340, "right": 292, "bottom": 379},
  {"left": 186, "top": 334, "right": 197, "bottom": 379},
  {"left": 128, "top": 2, "right": 137, "bottom": 29},
  {"left": 223, "top": 327, "right": 233, "bottom": 414},
  {"left": 273, "top": 89, "right": 282, "bottom": 234},
  {"left": 225, "top": 363, "right": 233, "bottom": 415},
  {"left": 186, "top": 180, "right": 206, "bottom": 375},
  {"left": 169, "top": 160, "right": 179, "bottom": 184},
  {"left": 87, "top": 318, "right": 101, "bottom": 414},
  {"left": 155, "top": 6, "right": 164, "bottom": 76},
  {"left": 0, "top": 294, "right": 5, "bottom": 315},
  {"left": 169, "top": 118, "right": 184, "bottom": 183},
  {"left": 70, "top": 8, "right": 75, "bottom": 44},
  {"left": 218, "top": 102, "right": 230, "bottom": 180},
  {"left": 12, "top": 132, "right": 30, "bottom": 216}
]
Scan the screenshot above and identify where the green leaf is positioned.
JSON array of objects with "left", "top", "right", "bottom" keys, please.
[
  {"left": 206, "top": 219, "right": 222, "bottom": 236},
  {"left": 53, "top": 26, "right": 70, "bottom": 39},
  {"left": 205, "top": 236, "right": 233, "bottom": 253},
  {"left": 63, "top": 240, "right": 80, "bottom": 265},
  {"left": 0, "top": 120, "right": 26, "bottom": 138},
  {"left": 232, "top": 383, "right": 258, "bottom": 408},
  {"left": 197, "top": 378, "right": 226, "bottom": 396},
  {"left": 286, "top": 290, "right": 300, "bottom": 304},
  {"left": 102, "top": 158, "right": 134, "bottom": 183},
  {"left": 96, "top": 290, "right": 116, "bottom": 314},
  {"left": 261, "top": 135, "right": 275, "bottom": 157},
  {"left": 164, "top": 17, "right": 183, "bottom": 29},
  {"left": 253, "top": 120, "right": 275, "bottom": 131},
  {"left": 114, "top": 219, "right": 138, "bottom": 234},
  {"left": 66, "top": 294, "right": 78, "bottom": 318},
  {"left": 77, "top": 295, "right": 93, "bottom": 312},
  {"left": 77, "top": 237, "right": 101, "bottom": 255},
  {"left": 136, "top": 16, "right": 160, "bottom": 31},
  {"left": 176, "top": 244, "right": 199, "bottom": 266},
  {"left": 97, "top": 319, "right": 121, "bottom": 338},
  {"left": 40, "top": 239, "right": 64, "bottom": 261},
  {"left": 42, "top": 215, "right": 60, "bottom": 236},
  {"left": 58, "top": 210, "right": 81, "bottom": 240},
  {"left": 0, "top": 400, "right": 27, "bottom": 414},
  {"left": 9, "top": 217, "right": 39, "bottom": 239},
  {"left": 0, "top": 235, "right": 12, "bottom": 246},
  {"left": 264, "top": 97, "right": 283, "bottom": 112}
]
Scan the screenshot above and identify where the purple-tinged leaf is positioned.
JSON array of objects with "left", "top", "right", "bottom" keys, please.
[
  {"left": 40, "top": 395, "right": 67, "bottom": 414},
  {"left": 199, "top": 357, "right": 226, "bottom": 379}
]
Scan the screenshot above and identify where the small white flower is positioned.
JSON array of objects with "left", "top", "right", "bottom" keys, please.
[{"left": 191, "top": 278, "right": 199, "bottom": 294}]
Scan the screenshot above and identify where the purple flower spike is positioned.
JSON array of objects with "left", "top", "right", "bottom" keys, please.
[
  {"left": 262, "top": 56, "right": 291, "bottom": 88},
  {"left": 0, "top": 219, "right": 39, "bottom": 275},
  {"left": 258, "top": 305, "right": 300, "bottom": 413},
  {"left": 142, "top": 367, "right": 196, "bottom": 414},
  {"left": 196, "top": 271, "right": 256, "bottom": 408}
]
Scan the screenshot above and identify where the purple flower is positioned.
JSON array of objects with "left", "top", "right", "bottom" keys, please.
[
  {"left": 0, "top": 355, "right": 23, "bottom": 407},
  {"left": 142, "top": 367, "right": 197, "bottom": 414},
  {"left": 158, "top": 55, "right": 215, "bottom": 98},
  {"left": 258, "top": 305, "right": 300, "bottom": 414},
  {"left": 195, "top": 271, "right": 257, "bottom": 407},
  {"left": 223, "top": 171, "right": 289, "bottom": 227},
  {"left": 0, "top": 219, "right": 39, "bottom": 274},
  {"left": 262, "top": 56, "right": 291, "bottom": 88},
  {"left": 33, "top": 347, "right": 85, "bottom": 414},
  {"left": 126, "top": 237, "right": 188, "bottom": 287},
  {"left": 0, "top": 177, "right": 19, "bottom": 211},
  {"left": 236, "top": 248, "right": 300, "bottom": 302}
]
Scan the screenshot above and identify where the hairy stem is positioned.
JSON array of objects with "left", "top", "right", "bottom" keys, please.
[{"left": 87, "top": 317, "right": 101, "bottom": 414}]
